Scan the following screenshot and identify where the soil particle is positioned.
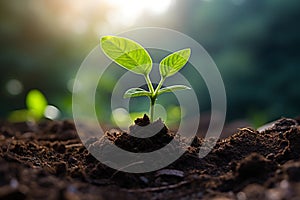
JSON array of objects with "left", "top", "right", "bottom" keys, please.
[{"left": 55, "top": 161, "right": 67, "bottom": 176}]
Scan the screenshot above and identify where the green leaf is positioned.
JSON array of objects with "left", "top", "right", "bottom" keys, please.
[
  {"left": 26, "top": 89, "right": 47, "bottom": 119},
  {"left": 123, "top": 88, "right": 151, "bottom": 98},
  {"left": 159, "top": 48, "right": 191, "bottom": 78},
  {"left": 158, "top": 85, "right": 191, "bottom": 95},
  {"left": 8, "top": 109, "right": 30, "bottom": 122},
  {"left": 101, "top": 36, "right": 152, "bottom": 75}
]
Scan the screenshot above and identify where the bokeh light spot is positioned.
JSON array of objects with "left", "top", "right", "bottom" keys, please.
[
  {"left": 6, "top": 79, "right": 23, "bottom": 95},
  {"left": 44, "top": 105, "right": 60, "bottom": 120},
  {"left": 112, "top": 107, "right": 131, "bottom": 127}
]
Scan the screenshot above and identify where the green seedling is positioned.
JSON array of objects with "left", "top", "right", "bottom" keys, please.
[
  {"left": 8, "top": 89, "right": 48, "bottom": 122},
  {"left": 100, "top": 35, "right": 191, "bottom": 122}
]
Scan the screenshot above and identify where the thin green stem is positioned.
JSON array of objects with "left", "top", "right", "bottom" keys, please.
[
  {"left": 144, "top": 75, "right": 166, "bottom": 122},
  {"left": 154, "top": 77, "right": 166, "bottom": 95},
  {"left": 144, "top": 75, "right": 155, "bottom": 122},
  {"left": 145, "top": 75, "right": 154, "bottom": 93},
  {"left": 150, "top": 97, "right": 155, "bottom": 123}
]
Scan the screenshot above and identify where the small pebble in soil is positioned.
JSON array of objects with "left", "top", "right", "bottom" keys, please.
[
  {"left": 236, "top": 192, "right": 247, "bottom": 200},
  {"left": 9, "top": 179, "right": 19, "bottom": 189}
]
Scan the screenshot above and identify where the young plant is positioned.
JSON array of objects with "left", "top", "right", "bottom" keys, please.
[
  {"left": 100, "top": 36, "right": 191, "bottom": 122},
  {"left": 8, "top": 89, "right": 48, "bottom": 122}
]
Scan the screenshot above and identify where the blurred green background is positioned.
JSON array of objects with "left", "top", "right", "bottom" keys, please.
[{"left": 1, "top": 0, "right": 300, "bottom": 127}]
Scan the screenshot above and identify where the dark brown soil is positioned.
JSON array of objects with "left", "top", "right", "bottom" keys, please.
[{"left": 1, "top": 116, "right": 300, "bottom": 199}]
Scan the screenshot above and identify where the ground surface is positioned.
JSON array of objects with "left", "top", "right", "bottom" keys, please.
[{"left": 1, "top": 116, "right": 300, "bottom": 200}]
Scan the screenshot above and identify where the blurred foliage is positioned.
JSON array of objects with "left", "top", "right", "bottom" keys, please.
[
  {"left": 9, "top": 89, "right": 47, "bottom": 122},
  {"left": 1, "top": 0, "right": 300, "bottom": 125}
]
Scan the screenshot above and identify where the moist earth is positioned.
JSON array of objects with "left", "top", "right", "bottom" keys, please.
[{"left": 0, "top": 116, "right": 300, "bottom": 199}]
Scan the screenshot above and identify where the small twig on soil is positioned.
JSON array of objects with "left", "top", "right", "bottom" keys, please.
[
  {"left": 124, "top": 179, "right": 192, "bottom": 193},
  {"left": 65, "top": 143, "right": 83, "bottom": 148},
  {"left": 110, "top": 161, "right": 144, "bottom": 178},
  {"left": 237, "top": 127, "right": 256, "bottom": 133}
]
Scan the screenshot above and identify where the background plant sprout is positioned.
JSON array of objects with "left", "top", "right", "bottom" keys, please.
[
  {"left": 8, "top": 89, "right": 47, "bottom": 122},
  {"left": 8, "top": 89, "right": 60, "bottom": 122},
  {"left": 101, "top": 36, "right": 191, "bottom": 122}
]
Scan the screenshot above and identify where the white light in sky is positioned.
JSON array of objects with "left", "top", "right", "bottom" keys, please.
[
  {"left": 105, "top": 0, "right": 173, "bottom": 26},
  {"left": 29, "top": 0, "right": 174, "bottom": 35},
  {"left": 147, "top": 0, "right": 173, "bottom": 14}
]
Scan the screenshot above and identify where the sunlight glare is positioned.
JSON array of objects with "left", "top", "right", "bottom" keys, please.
[
  {"left": 29, "top": 0, "right": 173, "bottom": 34},
  {"left": 105, "top": 0, "right": 173, "bottom": 26}
]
